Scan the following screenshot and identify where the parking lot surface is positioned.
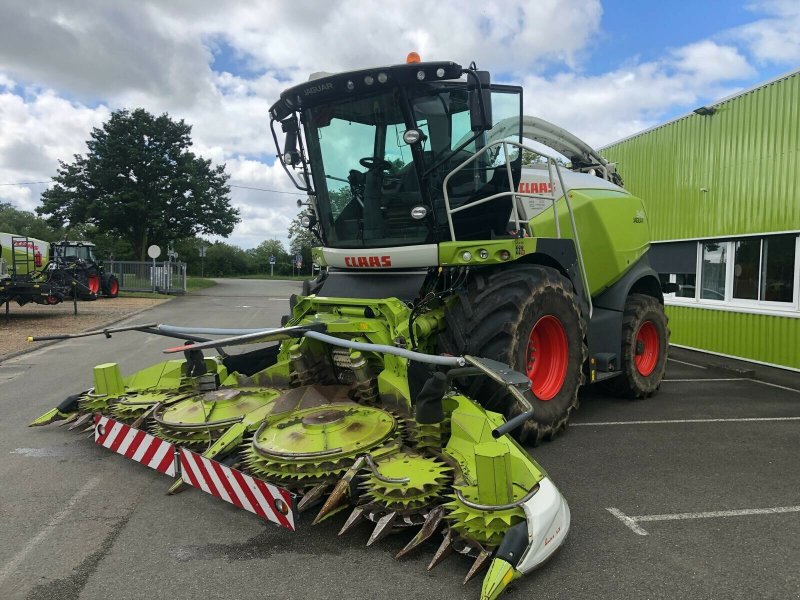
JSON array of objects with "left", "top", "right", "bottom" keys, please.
[{"left": 0, "top": 278, "right": 798, "bottom": 600}]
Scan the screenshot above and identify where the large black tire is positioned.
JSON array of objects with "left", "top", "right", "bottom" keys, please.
[
  {"left": 439, "top": 265, "right": 587, "bottom": 445},
  {"left": 74, "top": 269, "right": 99, "bottom": 300},
  {"left": 601, "top": 294, "right": 669, "bottom": 398},
  {"left": 103, "top": 274, "right": 119, "bottom": 298}
]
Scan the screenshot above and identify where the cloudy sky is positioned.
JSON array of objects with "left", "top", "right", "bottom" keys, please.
[{"left": 0, "top": 0, "right": 798, "bottom": 249}]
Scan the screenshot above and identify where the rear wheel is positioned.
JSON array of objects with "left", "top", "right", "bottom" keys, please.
[
  {"left": 87, "top": 273, "right": 100, "bottom": 295},
  {"left": 104, "top": 275, "right": 119, "bottom": 298},
  {"left": 439, "top": 265, "right": 587, "bottom": 445},
  {"left": 602, "top": 294, "right": 669, "bottom": 398}
]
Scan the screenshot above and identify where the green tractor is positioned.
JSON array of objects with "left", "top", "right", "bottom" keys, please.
[
  {"left": 31, "top": 57, "right": 668, "bottom": 600},
  {"left": 51, "top": 240, "right": 119, "bottom": 299}
]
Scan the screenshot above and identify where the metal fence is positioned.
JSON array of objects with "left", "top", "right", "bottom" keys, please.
[{"left": 107, "top": 261, "right": 187, "bottom": 294}]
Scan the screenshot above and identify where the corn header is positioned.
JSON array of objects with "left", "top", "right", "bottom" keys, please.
[{"left": 31, "top": 305, "right": 569, "bottom": 600}]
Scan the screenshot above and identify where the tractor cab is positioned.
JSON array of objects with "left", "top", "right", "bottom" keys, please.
[
  {"left": 270, "top": 59, "right": 524, "bottom": 250},
  {"left": 53, "top": 241, "right": 98, "bottom": 266}
]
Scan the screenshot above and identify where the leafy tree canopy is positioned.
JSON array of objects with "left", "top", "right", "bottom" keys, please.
[
  {"left": 288, "top": 211, "right": 317, "bottom": 271},
  {"left": 37, "top": 108, "right": 240, "bottom": 260}
]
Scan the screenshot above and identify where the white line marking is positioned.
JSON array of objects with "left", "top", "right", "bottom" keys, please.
[
  {"left": 573, "top": 416, "right": 800, "bottom": 427},
  {"left": 607, "top": 508, "right": 649, "bottom": 535},
  {"left": 662, "top": 378, "right": 743, "bottom": 382},
  {"left": 747, "top": 379, "right": 800, "bottom": 393},
  {"left": 608, "top": 505, "right": 800, "bottom": 536},
  {"left": 0, "top": 475, "right": 102, "bottom": 585},
  {"left": 667, "top": 358, "right": 708, "bottom": 369}
]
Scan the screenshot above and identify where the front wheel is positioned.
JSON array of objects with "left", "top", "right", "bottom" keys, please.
[
  {"left": 104, "top": 275, "right": 119, "bottom": 298},
  {"left": 602, "top": 294, "right": 669, "bottom": 398},
  {"left": 439, "top": 265, "right": 587, "bottom": 445}
]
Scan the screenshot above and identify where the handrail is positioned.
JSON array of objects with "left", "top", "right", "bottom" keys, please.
[{"left": 441, "top": 139, "right": 592, "bottom": 318}]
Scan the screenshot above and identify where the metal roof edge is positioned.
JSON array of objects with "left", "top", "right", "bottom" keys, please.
[{"left": 600, "top": 66, "right": 800, "bottom": 150}]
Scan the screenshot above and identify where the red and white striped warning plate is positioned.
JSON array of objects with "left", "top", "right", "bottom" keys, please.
[
  {"left": 94, "top": 414, "right": 176, "bottom": 476},
  {"left": 179, "top": 448, "right": 296, "bottom": 531}
]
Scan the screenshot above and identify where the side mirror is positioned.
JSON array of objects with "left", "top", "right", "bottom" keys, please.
[
  {"left": 281, "top": 117, "right": 300, "bottom": 166},
  {"left": 469, "top": 70, "right": 492, "bottom": 132}
]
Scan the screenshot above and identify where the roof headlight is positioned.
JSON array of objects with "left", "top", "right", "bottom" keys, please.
[
  {"left": 436, "top": 67, "right": 446, "bottom": 78},
  {"left": 416, "top": 70, "right": 426, "bottom": 81},
  {"left": 364, "top": 75, "right": 374, "bottom": 86},
  {"left": 377, "top": 72, "right": 388, "bottom": 84}
]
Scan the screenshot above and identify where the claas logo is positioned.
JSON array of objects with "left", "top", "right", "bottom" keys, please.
[
  {"left": 344, "top": 255, "right": 392, "bottom": 268},
  {"left": 518, "top": 181, "right": 553, "bottom": 194}
]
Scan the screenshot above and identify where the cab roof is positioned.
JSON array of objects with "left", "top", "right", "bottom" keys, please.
[{"left": 269, "top": 61, "right": 463, "bottom": 121}]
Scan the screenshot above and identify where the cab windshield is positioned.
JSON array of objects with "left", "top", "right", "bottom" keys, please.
[
  {"left": 305, "top": 90, "right": 427, "bottom": 248},
  {"left": 303, "top": 83, "right": 522, "bottom": 248},
  {"left": 60, "top": 246, "right": 94, "bottom": 262}
]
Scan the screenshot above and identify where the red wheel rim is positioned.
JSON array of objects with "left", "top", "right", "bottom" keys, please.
[
  {"left": 109, "top": 280, "right": 119, "bottom": 295},
  {"left": 635, "top": 321, "right": 659, "bottom": 376},
  {"left": 526, "top": 315, "right": 569, "bottom": 401},
  {"left": 88, "top": 275, "right": 100, "bottom": 294}
]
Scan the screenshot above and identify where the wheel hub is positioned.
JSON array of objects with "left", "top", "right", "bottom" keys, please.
[
  {"left": 526, "top": 315, "right": 569, "bottom": 401},
  {"left": 634, "top": 320, "right": 659, "bottom": 376}
]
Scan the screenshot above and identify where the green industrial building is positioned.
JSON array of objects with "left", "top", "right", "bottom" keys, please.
[{"left": 602, "top": 69, "right": 799, "bottom": 371}]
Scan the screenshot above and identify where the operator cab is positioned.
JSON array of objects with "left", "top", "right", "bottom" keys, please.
[
  {"left": 54, "top": 241, "right": 97, "bottom": 264},
  {"left": 270, "top": 59, "right": 523, "bottom": 249}
]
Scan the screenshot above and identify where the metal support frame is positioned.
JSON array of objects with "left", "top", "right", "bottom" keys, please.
[{"left": 441, "top": 139, "right": 593, "bottom": 318}]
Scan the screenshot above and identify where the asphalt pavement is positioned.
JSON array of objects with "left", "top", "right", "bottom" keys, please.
[{"left": 1, "top": 277, "right": 798, "bottom": 600}]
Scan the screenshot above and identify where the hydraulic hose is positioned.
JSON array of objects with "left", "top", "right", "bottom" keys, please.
[
  {"left": 303, "top": 331, "right": 465, "bottom": 367},
  {"left": 155, "top": 324, "right": 466, "bottom": 367}
]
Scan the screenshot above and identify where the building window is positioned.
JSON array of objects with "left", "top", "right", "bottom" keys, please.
[
  {"left": 733, "top": 238, "right": 760, "bottom": 300},
  {"left": 761, "top": 234, "right": 795, "bottom": 303},
  {"left": 700, "top": 242, "right": 727, "bottom": 301},
  {"left": 656, "top": 233, "right": 799, "bottom": 313}
]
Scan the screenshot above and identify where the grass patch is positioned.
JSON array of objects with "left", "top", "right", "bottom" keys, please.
[
  {"left": 187, "top": 277, "right": 217, "bottom": 292},
  {"left": 118, "top": 277, "right": 216, "bottom": 299},
  {"left": 118, "top": 291, "right": 170, "bottom": 299}
]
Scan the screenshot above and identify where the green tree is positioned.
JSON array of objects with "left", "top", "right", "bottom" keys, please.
[
  {"left": 249, "top": 239, "right": 289, "bottom": 274},
  {"left": 38, "top": 108, "right": 240, "bottom": 261},
  {"left": 288, "top": 211, "right": 317, "bottom": 275},
  {"left": 0, "top": 202, "right": 63, "bottom": 241},
  {"left": 204, "top": 242, "right": 251, "bottom": 276}
]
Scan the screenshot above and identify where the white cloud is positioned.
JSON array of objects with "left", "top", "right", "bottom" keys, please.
[
  {"left": 732, "top": 0, "right": 800, "bottom": 64},
  {"left": 0, "top": 89, "right": 110, "bottom": 210},
  {"left": 520, "top": 41, "right": 754, "bottom": 149},
  {"left": 670, "top": 41, "right": 755, "bottom": 84},
  {"left": 0, "top": 1, "right": 792, "bottom": 248}
]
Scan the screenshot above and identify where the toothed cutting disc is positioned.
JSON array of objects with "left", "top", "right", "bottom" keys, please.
[
  {"left": 361, "top": 451, "right": 451, "bottom": 514},
  {"left": 108, "top": 391, "right": 191, "bottom": 422},
  {"left": 242, "top": 402, "right": 400, "bottom": 487},
  {"left": 150, "top": 388, "right": 278, "bottom": 448},
  {"left": 443, "top": 486, "right": 525, "bottom": 547}
]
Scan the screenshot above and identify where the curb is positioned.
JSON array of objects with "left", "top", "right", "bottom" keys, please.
[{"left": 0, "top": 299, "right": 172, "bottom": 365}]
